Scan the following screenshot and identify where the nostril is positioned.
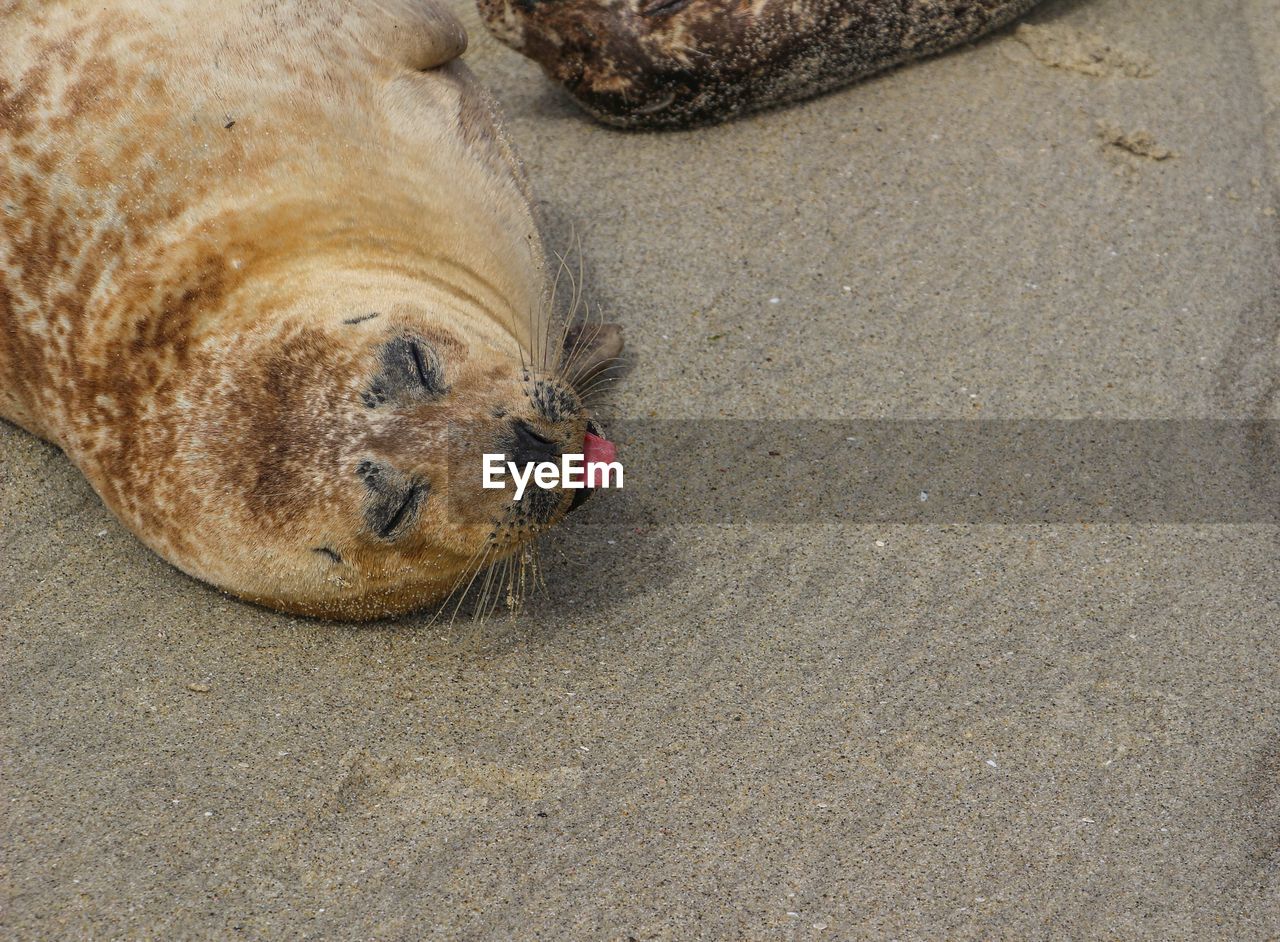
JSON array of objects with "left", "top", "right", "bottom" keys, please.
[
  {"left": 519, "top": 420, "right": 556, "bottom": 448},
  {"left": 511, "top": 419, "right": 561, "bottom": 469}
]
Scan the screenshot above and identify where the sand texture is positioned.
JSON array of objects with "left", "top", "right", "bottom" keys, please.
[{"left": 3, "top": 0, "right": 1280, "bottom": 937}]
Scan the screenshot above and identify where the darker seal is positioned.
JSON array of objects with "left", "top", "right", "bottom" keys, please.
[{"left": 478, "top": 0, "right": 1044, "bottom": 128}]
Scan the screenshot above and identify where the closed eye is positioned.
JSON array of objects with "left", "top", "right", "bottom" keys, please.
[
  {"left": 366, "top": 335, "right": 447, "bottom": 406},
  {"left": 377, "top": 483, "right": 425, "bottom": 539},
  {"left": 407, "top": 340, "right": 445, "bottom": 396},
  {"left": 357, "top": 460, "right": 429, "bottom": 539}
]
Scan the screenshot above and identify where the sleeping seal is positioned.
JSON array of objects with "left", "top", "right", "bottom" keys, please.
[
  {"left": 0, "top": 0, "right": 621, "bottom": 618},
  {"left": 477, "top": 0, "right": 1043, "bottom": 128}
]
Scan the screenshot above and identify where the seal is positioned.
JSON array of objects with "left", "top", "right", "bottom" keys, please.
[
  {"left": 477, "top": 0, "right": 1044, "bottom": 128},
  {"left": 0, "top": 0, "right": 623, "bottom": 619}
]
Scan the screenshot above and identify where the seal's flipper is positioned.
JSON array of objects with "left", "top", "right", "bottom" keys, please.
[{"left": 354, "top": 0, "right": 468, "bottom": 71}]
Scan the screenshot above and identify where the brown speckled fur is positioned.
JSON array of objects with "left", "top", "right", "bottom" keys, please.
[
  {"left": 1, "top": 0, "right": 597, "bottom": 618},
  {"left": 478, "top": 0, "right": 1044, "bottom": 128}
]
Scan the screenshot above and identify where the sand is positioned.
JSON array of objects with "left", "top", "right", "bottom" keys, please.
[{"left": 3, "top": 0, "right": 1280, "bottom": 937}]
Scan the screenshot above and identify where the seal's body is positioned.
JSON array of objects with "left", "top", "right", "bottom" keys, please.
[
  {"left": 1, "top": 0, "right": 614, "bottom": 618},
  {"left": 479, "top": 0, "right": 1043, "bottom": 128}
]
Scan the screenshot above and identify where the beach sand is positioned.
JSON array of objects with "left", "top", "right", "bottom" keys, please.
[{"left": 3, "top": 0, "right": 1280, "bottom": 936}]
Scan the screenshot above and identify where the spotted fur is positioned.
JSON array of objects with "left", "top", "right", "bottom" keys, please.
[
  {"left": 0, "top": 0, "right": 600, "bottom": 618},
  {"left": 477, "top": 0, "right": 1044, "bottom": 128}
]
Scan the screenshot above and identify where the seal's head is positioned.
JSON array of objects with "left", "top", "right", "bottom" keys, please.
[
  {"left": 478, "top": 0, "right": 763, "bottom": 128},
  {"left": 149, "top": 297, "right": 623, "bottom": 620}
]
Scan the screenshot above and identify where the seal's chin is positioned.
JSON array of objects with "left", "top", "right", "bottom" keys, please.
[
  {"left": 558, "top": 64, "right": 699, "bottom": 128},
  {"left": 633, "top": 91, "right": 677, "bottom": 115},
  {"left": 484, "top": 0, "right": 701, "bottom": 125}
]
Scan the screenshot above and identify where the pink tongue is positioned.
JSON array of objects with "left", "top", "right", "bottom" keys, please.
[{"left": 582, "top": 431, "right": 616, "bottom": 467}]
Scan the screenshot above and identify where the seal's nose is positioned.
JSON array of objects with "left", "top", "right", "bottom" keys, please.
[{"left": 510, "top": 419, "right": 560, "bottom": 469}]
